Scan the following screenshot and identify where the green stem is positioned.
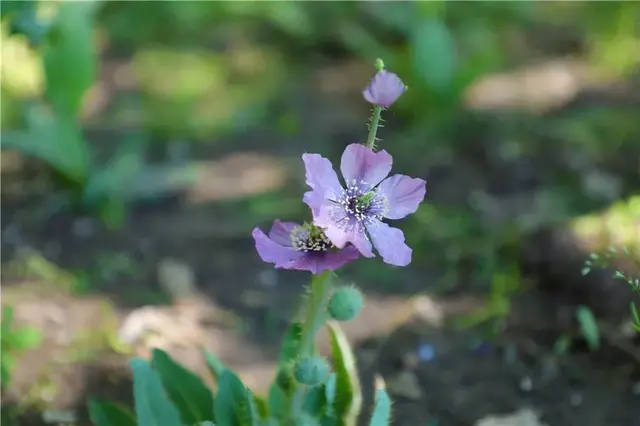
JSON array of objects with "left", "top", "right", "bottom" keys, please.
[
  {"left": 366, "top": 105, "right": 382, "bottom": 150},
  {"left": 289, "top": 271, "right": 334, "bottom": 421}
]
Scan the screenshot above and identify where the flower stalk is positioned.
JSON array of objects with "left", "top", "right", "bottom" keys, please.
[
  {"left": 366, "top": 105, "right": 383, "bottom": 150},
  {"left": 289, "top": 270, "right": 333, "bottom": 419}
]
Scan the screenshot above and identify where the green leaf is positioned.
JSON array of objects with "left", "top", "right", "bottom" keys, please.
[
  {"left": 326, "top": 321, "right": 361, "bottom": 426},
  {"left": 1, "top": 105, "right": 90, "bottom": 183},
  {"left": 630, "top": 302, "right": 640, "bottom": 331},
  {"left": 267, "top": 322, "right": 304, "bottom": 419},
  {"left": 88, "top": 399, "right": 136, "bottom": 426},
  {"left": 43, "top": 1, "right": 99, "bottom": 116},
  {"left": 151, "top": 348, "right": 215, "bottom": 425},
  {"left": 83, "top": 138, "right": 145, "bottom": 207},
  {"left": 277, "top": 322, "right": 304, "bottom": 364},
  {"left": 130, "top": 357, "right": 182, "bottom": 426},
  {"left": 214, "top": 369, "right": 256, "bottom": 426},
  {"left": 576, "top": 305, "right": 600, "bottom": 351},
  {"left": 369, "top": 385, "right": 391, "bottom": 426},
  {"left": 1, "top": 355, "right": 16, "bottom": 386},
  {"left": 11, "top": 327, "right": 41, "bottom": 350},
  {"left": 411, "top": 17, "right": 456, "bottom": 94},
  {"left": 2, "top": 306, "right": 14, "bottom": 327},
  {"left": 202, "top": 348, "right": 227, "bottom": 383}
]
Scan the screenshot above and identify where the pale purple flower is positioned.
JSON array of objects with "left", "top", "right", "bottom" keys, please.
[
  {"left": 252, "top": 220, "right": 360, "bottom": 274},
  {"left": 362, "top": 70, "right": 406, "bottom": 107},
  {"left": 302, "top": 143, "right": 426, "bottom": 267}
]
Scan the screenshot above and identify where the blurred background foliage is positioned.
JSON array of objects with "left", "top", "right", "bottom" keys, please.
[{"left": 1, "top": 0, "right": 639, "bottom": 423}]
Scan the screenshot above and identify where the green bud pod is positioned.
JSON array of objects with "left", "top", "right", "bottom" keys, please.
[
  {"left": 328, "top": 286, "right": 363, "bottom": 322},
  {"left": 293, "top": 356, "right": 330, "bottom": 386}
]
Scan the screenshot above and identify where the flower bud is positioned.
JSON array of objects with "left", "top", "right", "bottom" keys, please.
[
  {"left": 328, "top": 286, "right": 363, "bottom": 322},
  {"left": 362, "top": 70, "right": 407, "bottom": 107},
  {"left": 293, "top": 356, "right": 330, "bottom": 386}
]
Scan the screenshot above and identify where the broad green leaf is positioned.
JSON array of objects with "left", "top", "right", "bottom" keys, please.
[
  {"left": 43, "top": 1, "right": 99, "bottom": 116},
  {"left": 411, "top": 17, "right": 456, "bottom": 94},
  {"left": 369, "top": 378, "right": 391, "bottom": 426},
  {"left": 215, "top": 369, "right": 256, "bottom": 426},
  {"left": 88, "top": 399, "right": 136, "bottom": 426},
  {"left": 202, "top": 348, "right": 227, "bottom": 383},
  {"left": 576, "top": 305, "right": 600, "bottom": 351},
  {"left": 151, "top": 348, "right": 215, "bottom": 425},
  {"left": 326, "top": 321, "right": 361, "bottom": 426},
  {"left": 130, "top": 357, "right": 182, "bottom": 426}
]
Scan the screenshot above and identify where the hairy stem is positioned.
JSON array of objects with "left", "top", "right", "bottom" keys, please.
[
  {"left": 289, "top": 271, "right": 334, "bottom": 421},
  {"left": 366, "top": 105, "right": 382, "bottom": 150}
]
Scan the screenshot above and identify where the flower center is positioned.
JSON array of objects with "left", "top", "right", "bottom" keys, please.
[
  {"left": 290, "top": 223, "right": 334, "bottom": 252},
  {"left": 339, "top": 180, "right": 387, "bottom": 223}
]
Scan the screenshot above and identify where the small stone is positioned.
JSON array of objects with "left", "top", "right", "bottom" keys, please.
[
  {"left": 73, "top": 217, "right": 98, "bottom": 238},
  {"left": 519, "top": 376, "right": 533, "bottom": 392},
  {"left": 570, "top": 392, "right": 582, "bottom": 406},
  {"left": 386, "top": 370, "right": 422, "bottom": 400},
  {"left": 475, "top": 408, "right": 547, "bottom": 426}
]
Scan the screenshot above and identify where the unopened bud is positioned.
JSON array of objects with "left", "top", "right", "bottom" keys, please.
[
  {"left": 328, "top": 286, "right": 363, "bottom": 322},
  {"left": 293, "top": 356, "right": 330, "bottom": 386}
]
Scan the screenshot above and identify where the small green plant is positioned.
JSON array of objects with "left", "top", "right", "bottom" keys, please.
[
  {"left": 1, "top": 1, "right": 197, "bottom": 228},
  {"left": 582, "top": 245, "right": 640, "bottom": 332},
  {"left": 1, "top": 305, "right": 42, "bottom": 387},
  {"left": 88, "top": 59, "right": 418, "bottom": 426}
]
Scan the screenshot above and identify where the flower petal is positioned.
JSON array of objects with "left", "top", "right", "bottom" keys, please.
[
  {"left": 252, "top": 227, "right": 303, "bottom": 267},
  {"left": 293, "top": 246, "right": 361, "bottom": 274},
  {"left": 302, "top": 153, "right": 343, "bottom": 214},
  {"left": 365, "top": 220, "right": 412, "bottom": 266},
  {"left": 314, "top": 201, "right": 374, "bottom": 258},
  {"left": 340, "top": 144, "right": 392, "bottom": 189},
  {"left": 268, "top": 220, "right": 298, "bottom": 246},
  {"left": 362, "top": 70, "right": 406, "bottom": 107},
  {"left": 316, "top": 245, "right": 361, "bottom": 272},
  {"left": 377, "top": 175, "right": 426, "bottom": 219}
]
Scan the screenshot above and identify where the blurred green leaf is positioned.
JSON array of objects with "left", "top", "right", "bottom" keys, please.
[
  {"left": 214, "top": 369, "right": 256, "bottom": 426},
  {"left": 88, "top": 400, "right": 136, "bottom": 426},
  {"left": 267, "top": 322, "right": 303, "bottom": 419},
  {"left": 202, "top": 348, "right": 227, "bottom": 383},
  {"left": 326, "top": 320, "right": 361, "bottom": 426},
  {"left": 576, "top": 305, "right": 600, "bottom": 351},
  {"left": 43, "top": 1, "right": 99, "bottom": 116},
  {"left": 369, "top": 386, "right": 392, "bottom": 426},
  {"left": 1, "top": 103, "right": 90, "bottom": 183},
  {"left": 130, "top": 357, "right": 183, "bottom": 426},
  {"left": 11, "top": 327, "right": 41, "bottom": 350},
  {"left": 411, "top": 17, "right": 456, "bottom": 94},
  {"left": 151, "top": 348, "right": 215, "bottom": 425},
  {"left": 8, "top": 1, "right": 49, "bottom": 47}
]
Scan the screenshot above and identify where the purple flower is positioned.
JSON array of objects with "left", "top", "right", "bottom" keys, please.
[
  {"left": 362, "top": 70, "right": 407, "bottom": 107},
  {"left": 252, "top": 220, "right": 360, "bottom": 274},
  {"left": 303, "top": 143, "right": 426, "bottom": 267}
]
